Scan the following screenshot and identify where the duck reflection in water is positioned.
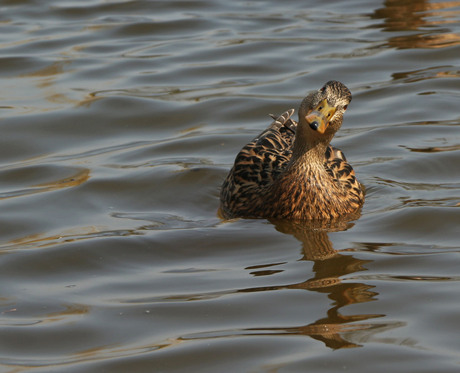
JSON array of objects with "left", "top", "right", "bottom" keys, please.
[{"left": 240, "top": 218, "right": 395, "bottom": 350}]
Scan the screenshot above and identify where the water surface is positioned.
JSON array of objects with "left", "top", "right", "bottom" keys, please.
[{"left": 1, "top": 0, "right": 460, "bottom": 372}]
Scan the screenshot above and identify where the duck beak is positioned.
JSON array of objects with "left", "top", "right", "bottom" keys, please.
[{"left": 305, "top": 99, "right": 336, "bottom": 134}]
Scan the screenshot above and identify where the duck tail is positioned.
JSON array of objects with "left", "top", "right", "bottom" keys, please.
[{"left": 268, "top": 109, "right": 296, "bottom": 133}]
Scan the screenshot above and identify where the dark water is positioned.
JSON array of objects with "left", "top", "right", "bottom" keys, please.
[{"left": 1, "top": 0, "right": 460, "bottom": 372}]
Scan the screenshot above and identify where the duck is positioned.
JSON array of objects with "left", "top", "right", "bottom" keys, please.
[{"left": 220, "top": 80, "right": 364, "bottom": 221}]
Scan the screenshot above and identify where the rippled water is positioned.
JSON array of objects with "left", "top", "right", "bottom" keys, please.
[{"left": 1, "top": 0, "right": 460, "bottom": 372}]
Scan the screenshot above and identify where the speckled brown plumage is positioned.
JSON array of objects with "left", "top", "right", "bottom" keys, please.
[{"left": 220, "top": 80, "right": 364, "bottom": 221}]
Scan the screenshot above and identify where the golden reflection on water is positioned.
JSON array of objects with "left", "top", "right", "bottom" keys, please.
[
  {"left": 19, "top": 61, "right": 77, "bottom": 107},
  {"left": 0, "top": 168, "right": 90, "bottom": 201},
  {"left": 17, "top": 60, "right": 102, "bottom": 109},
  {"left": 0, "top": 224, "right": 125, "bottom": 252},
  {"left": 33, "top": 168, "right": 90, "bottom": 191},
  {"left": 373, "top": 0, "right": 460, "bottom": 48},
  {"left": 20, "top": 61, "right": 68, "bottom": 81},
  {"left": 392, "top": 66, "right": 460, "bottom": 84},
  {"left": 40, "top": 304, "right": 90, "bottom": 325}
]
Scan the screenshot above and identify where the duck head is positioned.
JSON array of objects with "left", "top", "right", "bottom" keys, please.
[
  {"left": 299, "top": 80, "right": 351, "bottom": 136},
  {"left": 293, "top": 81, "right": 352, "bottom": 160}
]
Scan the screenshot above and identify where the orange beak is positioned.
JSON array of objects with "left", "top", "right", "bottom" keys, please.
[{"left": 305, "top": 99, "right": 336, "bottom": 134}]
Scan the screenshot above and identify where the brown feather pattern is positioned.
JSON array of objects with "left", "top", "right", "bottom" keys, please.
[{"left": 220, "top": 81, "right": 364, "bottom": 221}]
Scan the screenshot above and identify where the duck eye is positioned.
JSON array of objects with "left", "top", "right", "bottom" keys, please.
[{"left": 343, "top": 105, "right": 348, "bottom": 110}]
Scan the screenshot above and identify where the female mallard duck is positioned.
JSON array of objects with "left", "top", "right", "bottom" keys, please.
[{"left": 220, "top": 80, "right": 364, "bottom": 220}]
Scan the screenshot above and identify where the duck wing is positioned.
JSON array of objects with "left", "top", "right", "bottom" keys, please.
[
  {"left": 220, "top": 110, "right": 296, "bottom": 216},
  {"left": 230, "top": 109, "right": 296, "bottom": 187},
  {"left": 325, "top": 146, "right": 363, "bottom": 199}
]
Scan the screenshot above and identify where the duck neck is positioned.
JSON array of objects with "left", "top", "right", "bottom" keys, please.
[{"left": 290, "top": 126, "right": 330, "bottom": 167}]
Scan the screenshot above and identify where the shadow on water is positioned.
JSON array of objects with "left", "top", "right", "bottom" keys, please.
[{"left": 238, "top": 218, "right": 395, "bottom": 350}]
